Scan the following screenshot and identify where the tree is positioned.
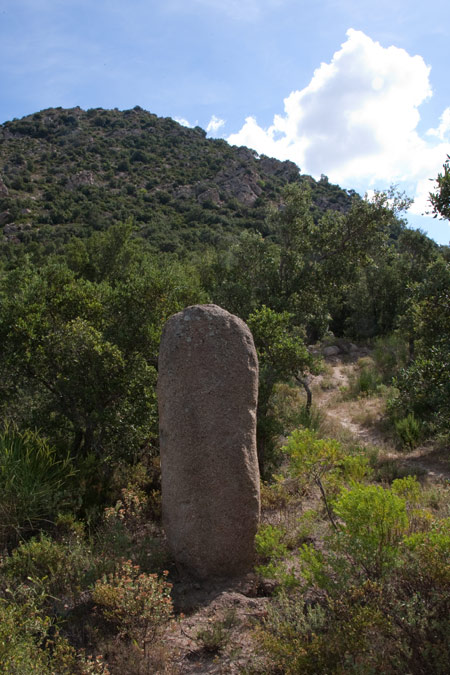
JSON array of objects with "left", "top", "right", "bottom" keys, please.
[
  {"left": 429, "top": 155, "right": 450, "bottom": 221},
  {"left": 201, "top": 230, "right": 280, "bottom": 320},
  {"left": 0, "top": 225, "right": 205, "bottom": 460},
  {"left": 247, "top": 306, "right": 315, "bottom": 474},
  {"left": 392, "top": 258, "right": 450, "bottom": 434},
  {"left": 341, "top": 227, "right": 437, "bottom": 340},
  {"left": 268, "top": 184, "right": 412, "bottom": 340}
]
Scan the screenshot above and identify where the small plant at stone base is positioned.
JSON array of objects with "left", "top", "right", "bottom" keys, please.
[
  {"left": 260, "top": 474, "right": 297, "bottom": 511},
  {"left": 92, "top": 559, "right": 173, "bottom": 646}
]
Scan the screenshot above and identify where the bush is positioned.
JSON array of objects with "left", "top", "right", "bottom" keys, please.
[
  {"left": 92, "top": 559, "right": 173, "bottom": 643},
  {"left": 283, "top": 429, "right": 371, "bottom": 495},
  {"left": 254, "top": 524, "right": 297, "bottom": 588},
  {"left": 394, "top": 412, "right": 423, "bottom": 450},
  {"left": 296, "top": 404, "right": 322, "bottom": 431},
  {"left": 0, "top": 596, "right": 108, "bottom": 674},
  {"left": 95, "top": 480, "right": 169, "bottom": 573},
  {"left": 1, "top": 532, "right": 96, "bottom": 610},
  {"left": 331, "top": 483, "right": 409, "bottom": 578},
  {"left": 256, "top": 587, "right": 388, "bottom": 674},
  {"left": 269, "top": 383, "right": 322, "bottom": 433},
  {"left": 196, "top": 620, "right": 230, "bottom": 653},
  {"left": 0, "top": 425, "right": 75, "bottom": 545},
  {"left": 373, "top": 333, "right": 408, "bottom": 382},
  {"left": 346, "top": 357, "right": 382, "bottom": 398},
  {"left": 257, "top": 482, "right": 450, "bottom": 674}
]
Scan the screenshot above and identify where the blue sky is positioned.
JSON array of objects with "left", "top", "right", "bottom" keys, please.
[{"left": 1, "top": 0, "right": 449, "bottom": 243}]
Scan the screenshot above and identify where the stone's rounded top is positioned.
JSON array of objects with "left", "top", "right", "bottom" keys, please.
[
  {"left": 160, "top": 304, "right": 257, "bottom": 362},
  {"left": 168, "top": 303, "right": 245, "bottom": 324}
]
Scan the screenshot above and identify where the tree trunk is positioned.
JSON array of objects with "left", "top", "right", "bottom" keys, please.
[{"left": 295, "top": 375, "right": 312, "bottom": 412}]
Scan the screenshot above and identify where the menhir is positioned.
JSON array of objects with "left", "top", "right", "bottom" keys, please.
[{"left": 158, "top": 304, "right": 260, "bottom": 579}]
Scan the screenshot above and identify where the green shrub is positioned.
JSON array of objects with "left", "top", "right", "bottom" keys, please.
[
  {"left": 358, "top": 367, "right": 382, "bottom": 396},
  {"left": 394, "top": 412, "right": 423, "bottom": 449},
  {"left": 255, "top": 524, "right": 289, "bottom": 563},
  {"left": 345, "top": 358, "right": 383, "bottom": 399},
  {"left": 373, "top": 333, "right": 408, "bottom": 382},
  {"left": 269, "top": 383, "right": 322, "bottom": 433},
  {"left": 0, "top": 596, "right": 108, "bottom": 674},
  {"left": 257, "top": 487, "right": 450, "bottom": 674},
  {"left": 196, "top": 620, "right": 229, "bottom": 653},
  {"left": 1, "top": 532, "right": 96, "bottom": 609},
  {"left": 332, "top": 483, "right": 409, "bottom": 578},
  {"left": 283, "top": 430, "right": 371, "bottom": 495},
  {"left": 92, "top": 559, "right": 173, "bottom": 643},
  {"left": 337, "top": 452, "right": 372, "bottom": 483},
  {"left": 296, "top": 404, "right": 322, "bottom": 431},
  {"left": 391, "top": 475, "right": 421, "bottom": 506},
  {"left": 254, "top": 524, "right": 297, "bottom": 588},
  {"left": 372, "top": 457, "right": 420, "bottom": 484},
  {"left": 256, "top": 587, "right": 388, "bottom": 674},
  {"left": 0, "top": 425, "right": 75, "bottom": 544},
  {"left": 284, "top": 430, "right": 344, "bottom": 482},
  {"left": 95, "top": 482, "right": 169, "bottom": 573}
]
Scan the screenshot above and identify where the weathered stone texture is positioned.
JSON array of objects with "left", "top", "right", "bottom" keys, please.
[{"left": 158, "top": 304, "right": 260, "bottom": 579}]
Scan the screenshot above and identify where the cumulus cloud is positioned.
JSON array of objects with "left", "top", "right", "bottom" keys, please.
[
  {"left": 427, "top": 107, "right": 450, "bottom": 141},
  {"left": 206, "top": 114, "right": 225, "bottom": 135},
  {"left": 174, "top": 116, "right": 194, "bottom": 128},
  {"left": 227, "top": 29, "right": 450, "bottom": 215}
]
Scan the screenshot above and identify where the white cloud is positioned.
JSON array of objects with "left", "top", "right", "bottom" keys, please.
[
  {"left": 227, "top": 29, "right": 450, "bottom": 215},
  {"left": 427, "top": 107, "right": 450, "bottom": 141},
  {"left": 206, "top": 114, "right": 225, "bottom": 135},
  {"left": 174, "top": 116, "right": 194, "bottom": 128}
]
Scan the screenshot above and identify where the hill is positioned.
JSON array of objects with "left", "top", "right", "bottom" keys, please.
[{"left": 0, "top": 106, "right": 353, "bottom": 256}]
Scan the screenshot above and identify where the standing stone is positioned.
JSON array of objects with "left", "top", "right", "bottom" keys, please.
[{"left": 158, "top": 304, "right": 260, "bottom": 579}]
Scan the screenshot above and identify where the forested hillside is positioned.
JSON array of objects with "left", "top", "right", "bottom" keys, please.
[
  {"left": 0, "top": 106, "right": 351, "bottom": 258},
  {"left": 0, "top": 109, "right": 449, "bottom": 674}
]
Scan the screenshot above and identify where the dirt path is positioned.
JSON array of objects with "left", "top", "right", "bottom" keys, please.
[{"left": 313, "top": 354, "right": 450, "bottom": 483}]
